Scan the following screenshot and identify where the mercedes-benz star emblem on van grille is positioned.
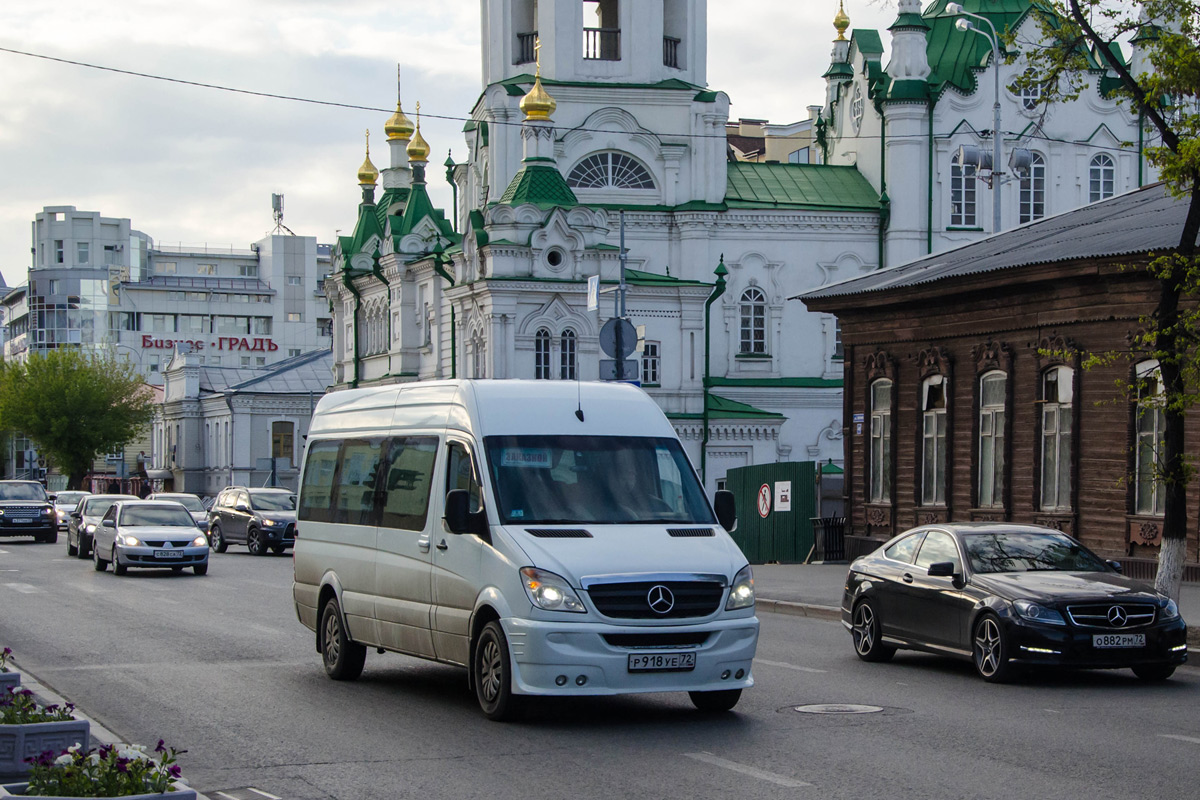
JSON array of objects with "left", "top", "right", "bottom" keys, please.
[
  {"left": 1108, "top": 606, "right": 1128, "bottom": 627},
  {"left": 647, "top": 585, "right": 675, "bottom": 614}
]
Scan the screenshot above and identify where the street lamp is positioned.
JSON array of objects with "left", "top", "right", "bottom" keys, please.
[{"left": 946, "top": 3, "right": 1003, "bottom": 234}]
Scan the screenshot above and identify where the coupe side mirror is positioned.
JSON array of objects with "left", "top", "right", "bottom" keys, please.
[
  {"left": 102, "top": 519, "right": 116, "bottom": 528},
  {"left": 714, "top": 490, "right": 737, "bottom": 532},
  {"left": 927, "top": 561, "right": 957, "bottom": 578},
  {"left": 1106, "top": 559, "right": 1123, "bottom": 574}
]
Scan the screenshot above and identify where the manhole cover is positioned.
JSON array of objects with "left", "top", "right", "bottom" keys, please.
[{"left": 793, "top": 703, "right": 884, "bottom": 715}]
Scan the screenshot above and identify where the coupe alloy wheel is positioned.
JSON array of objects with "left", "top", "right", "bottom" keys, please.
[
  {"left": 973, "top": 615, "right": 1011, "bottom": 682},
  {"left": 851, "top": 600, "right": 894, "bottom": 662}
]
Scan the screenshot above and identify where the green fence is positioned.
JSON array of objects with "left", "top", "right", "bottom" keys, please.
[{"left": 724, "top": 461, "right": 817, "bottom": 564}]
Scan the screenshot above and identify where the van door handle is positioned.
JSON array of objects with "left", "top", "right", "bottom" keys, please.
[
  {"left": 417, "top": 537, "right": 430, "bottom": 553},
  {"left": 436, "top": 540, "right": 449, "bottom": 551},
  {"left": 902, "top": 573, "right": 914, "bottom": 584}
]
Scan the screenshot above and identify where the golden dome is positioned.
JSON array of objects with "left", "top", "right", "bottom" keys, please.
[
  {"left": 385, "top": 100, "right": 415, "bottom": 141},
  {"left": 357, "top": 129, "right": 378, "bottom": 185},
  {"left": 407, "top": 103, "right": 430, "bottom": 163},
  {"left": 520, "top": 74, "right": 557, "bottom": 121},
  {"left": 834, "top": 1, "right": 850, "bottom": 41}
]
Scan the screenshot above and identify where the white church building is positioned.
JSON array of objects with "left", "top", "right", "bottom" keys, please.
[{"left": 326, "top": 0, "right": 1156, "bottom": 493}]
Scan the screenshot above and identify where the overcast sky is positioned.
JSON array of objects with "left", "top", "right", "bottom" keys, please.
[{"left": 0, "top": 0, "right": 897, "bottom": 289}]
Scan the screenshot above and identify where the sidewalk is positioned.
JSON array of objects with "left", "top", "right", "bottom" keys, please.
[{"left": 753, "top": 562, "right": 1200, "bottom": 645}]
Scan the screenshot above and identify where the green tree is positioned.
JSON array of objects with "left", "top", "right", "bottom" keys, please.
[
  {"left": 0, "top": 349, "right": 155, "bottom": 490},
  {"left": 1018, "top": 0, "right": 1200, "bottom": 599}
]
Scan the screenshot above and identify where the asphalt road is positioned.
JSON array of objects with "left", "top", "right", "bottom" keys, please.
[{"left": 2, "top": 537, "right": 1199, "bottom": 800}]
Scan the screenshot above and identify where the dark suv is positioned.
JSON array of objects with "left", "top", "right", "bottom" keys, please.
[
  {"left": 207, "top": 487, "right": 296, "bottom": 555},
  {"left": 0, "top": 481, "right": 58, "bottom": 543}
]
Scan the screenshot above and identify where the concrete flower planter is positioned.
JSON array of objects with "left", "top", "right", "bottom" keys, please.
[
  {"left": 0, "top": 720, "right": 90, "bottom": 778},
  {"left": 0, "top": 674, "right": 18, "bottom": 694},
  {"left": 0, "top": 781, "right": 196, "bottom": 799}
]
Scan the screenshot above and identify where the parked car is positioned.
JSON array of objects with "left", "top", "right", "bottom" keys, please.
[
  {"left": 92, "top": 500, "right": 209, "bottom": 576},
  {"left": 0, "top": 481, "right": 57, "bottom": 543},
  {"left": 67, "top": 494, "right": 138, "bottom": 558},
  {"left": 843, "top": 523, "right": 1188, "bottom": 682},
  {"left": 293, "top": 380, "right": 755, "bottom": 720},
  {"left": 147, "top": 493, "right": 209, "bottom": 534},
  {"left": 53, "top": 491, "right": 91, "bottom": 530},
  {"left": 207, "top": 487, "right": 296, "bottom": 555}
]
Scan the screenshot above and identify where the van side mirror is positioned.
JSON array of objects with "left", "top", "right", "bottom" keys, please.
[
  {"left": 445, "top": 489, "right": 489, "bottom": 540},
  {"left": 714, "top": 490, "right": 736, "bottom": 532}
]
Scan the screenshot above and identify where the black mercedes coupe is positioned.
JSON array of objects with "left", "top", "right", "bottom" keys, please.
[{"left": 842, "top": 523, "right": 1188, "bottom": 682}]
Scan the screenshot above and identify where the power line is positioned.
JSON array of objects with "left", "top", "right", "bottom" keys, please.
[{"left": 0, "top": 44, "right": 1154, "bottom": 154}]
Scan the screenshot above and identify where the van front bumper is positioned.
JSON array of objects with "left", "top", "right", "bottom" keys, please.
[{"left": 502, "top": 614, "right": 759, "bottom": 697}]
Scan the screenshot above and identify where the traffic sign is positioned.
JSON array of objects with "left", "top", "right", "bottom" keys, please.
[
  {"left": 600, "top": 358, "right": 640, "bottom": 382},
  {"left": 599, "top": 317, "right": 638, "bottom": 359},
  {"left": 757, "top": 484, "right": 772, "bottom": 518}
]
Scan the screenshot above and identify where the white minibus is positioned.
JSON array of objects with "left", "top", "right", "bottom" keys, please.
[{"left": 293, "top": 380, "right": 758, "bottom": 720}]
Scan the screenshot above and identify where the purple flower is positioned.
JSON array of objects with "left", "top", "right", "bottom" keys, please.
[
  {"left": 168, "top": 764, "right": 182, "bottom": 778},
  {"left": 116, "top": 757, "right": 130, "bottom": 773},
  {"left": 155, "top": 739, "right": 166, "bottom": 753},
  {"left": 2, "top": 648, "right": 11, "bottom": 657}
]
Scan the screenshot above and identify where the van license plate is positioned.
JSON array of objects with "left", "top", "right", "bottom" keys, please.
[
  {"left": 1093, "top": 633, "right": 1145, "bottom": 649},
  {"left": 628, "top": 652, "right": 696, "bottom": 672},
  {"left": 154, "top": 550, "right": 184, "bottom": 559}
]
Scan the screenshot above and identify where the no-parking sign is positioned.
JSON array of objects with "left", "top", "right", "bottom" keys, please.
[{"left": 757, "top": 483, "right": 772, "bottom": 518}]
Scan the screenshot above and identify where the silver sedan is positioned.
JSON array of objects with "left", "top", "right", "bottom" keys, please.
[{"left": 93, "top": 500, "right": 210, "bottom": 576}]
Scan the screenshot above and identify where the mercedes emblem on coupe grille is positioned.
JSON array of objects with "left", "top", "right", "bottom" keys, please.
[
  {"left": 1107, "top": 606, "right": 1128, "bottom": 627},
  {"left": 647, "top": 585, "right": 675, "bottom": 614}
]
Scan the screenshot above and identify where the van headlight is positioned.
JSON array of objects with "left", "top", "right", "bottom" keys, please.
[
  {"left": 520, "top": 567, "right": 586, "bottom": 613},
  {"left": 726, "top": 565, "right": 755, "bottom": 610}
]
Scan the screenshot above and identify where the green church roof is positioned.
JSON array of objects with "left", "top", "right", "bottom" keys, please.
[
  {"left": 349, "top": 200, "right": 384, "bottom": 260},
  {"left": 668, "top": 394, "right": 785, "bottom": 421},
  {"left": 725, "top": 162, "right": 881, "bottom": 212},
  {"left": 499, "top": 163, "right": 578, "bottom": 209},
  {"left": 924, "top": 1, "right": 1051, "bottom": 98}
]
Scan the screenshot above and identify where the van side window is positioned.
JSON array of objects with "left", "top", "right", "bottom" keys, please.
[
  {"left": 379, "top": 436, "right": 438, "bottom": 531},
  {"left": 334, "top": 439, "right": 383, "bottom": 526},
  {"left": 447, "top": 442, "right": 483, "bottom": 513},
  {"left": 299, "top": 441, "right": 340, "bottom": 523}
]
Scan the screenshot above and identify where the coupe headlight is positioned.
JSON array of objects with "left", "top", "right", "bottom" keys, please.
[
  {"left": 1013, "top": 599, "right": 1066, "bottom": 626},
  {"left": 1160, "top": 597, "right": 1180, "bottom": 620},
  {"left": 520, "top": 567, "right": 586, "bottom": 613},
  {"left": 191, "top": 535, "right": 208, "bottom": 547},
  {"left": 117, "top": 534, "right": 142, "bottom": 547},
  {"left": 726, "top": 565, "right": 755, "bottom": 610},
  {"left": 85, "top": 524, "right": 96, "bottom": 534}
]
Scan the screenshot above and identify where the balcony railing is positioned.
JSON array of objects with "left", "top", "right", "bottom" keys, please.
[
  {"left": 516, "top": 31, "right": 538, "bottom": 65},
  {"left": 583, "top": 27, "right": 620, "bottom": 61},
  {"left": 663, "top": 36, "right": 681, "bottom": 69}
]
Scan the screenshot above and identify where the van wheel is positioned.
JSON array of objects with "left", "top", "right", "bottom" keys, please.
[
  {"left": 209, "top": 525, "right": 228, "bottom": 553},
  {"left": 688, "top": 689, "right": 742, "bottom": 712},
  {"left": 474, "top": 621, "right": 521, "bottom": 721},
  {"left": 247, "top": 528, "right": 266, "bottom": 556},
  {"left": 320, "top": 598, "right": 365, "bottom": 681}
]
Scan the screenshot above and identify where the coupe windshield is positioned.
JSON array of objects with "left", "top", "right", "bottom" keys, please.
[
  {"left": 250, "top": 492, "right": 296, "bottom": 511},
  {"left": 119, "top": 506, "right": 196, "bottom": 527},
  {"left": 963, "top": 531, "right": 1109, "bottom": 574},
  {"left": 0, "top": 483, "right": 47, "bottom": 501},
  {"left": 483, "top": 435, "right": 714, "bottom": 525}
]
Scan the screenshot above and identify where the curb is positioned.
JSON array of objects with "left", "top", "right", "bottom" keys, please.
[{"left": 7, "top": 659, "right": 211, "bottom": 800}]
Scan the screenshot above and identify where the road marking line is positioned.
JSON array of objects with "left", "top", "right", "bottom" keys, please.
[
  {"left": 0, "top": 549, "right": 9, "bottom": 554},
  {"left": 1160, "top": 734, "right": 1200, "bottom": 745},
  {"left": 3, "top": 583, "right": 41, "bottom": 594},
  {"left": 247, "top": 790, "right": 282, "bottom": 799},
  {"left": 755, "top": 658, "right": 826, "bottom": 674},
  {"left": 685, "top": 752, "right": 813, "bottom": 788}
]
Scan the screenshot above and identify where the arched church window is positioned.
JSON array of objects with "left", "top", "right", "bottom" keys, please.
[
  {"left": 535, "top": 328, "right": 551, "bottom": 380},
  {"left": 739, "top": 287, "right": 767, "bottom": 355},
  {"left": 567, "top": 152, "right": 656, "bottom": 190},
  {"left": 560, "top": 329, "right": 578, "bottom": 379},
  {"left": 950, "top": 152, "right": 977, "bottom": 227},
  {"left": 1090, "top": 154, "right": 1115, "bottom": 202}
]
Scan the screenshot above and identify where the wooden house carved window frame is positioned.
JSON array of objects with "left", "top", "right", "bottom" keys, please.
[
  {"left": 971, "top": 339, "right": 1014, "bottom": 518},
  {"left": 915, "top": 346, "right": 953, "bottom": 510},
  {"left": 1034, "top": 335, "right": 1079, "bottom": 530},
  {"left": 865, "top": 351, "right": 898, "bottom": 522}
]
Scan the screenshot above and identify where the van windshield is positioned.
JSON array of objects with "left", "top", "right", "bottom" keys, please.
[{"left": 483, "top": 435, "right": 715, "bottom": 525}]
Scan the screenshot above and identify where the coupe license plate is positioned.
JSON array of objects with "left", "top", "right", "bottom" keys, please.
[
  {"left": 154, "top": 550, "right": 184, "bottom": 559},
  {"left": 1093, "top": 633, "right": 1146, "bottom": 649},
  {"left": 628, "top": 652, "right": 696, "bottom": 672}
]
